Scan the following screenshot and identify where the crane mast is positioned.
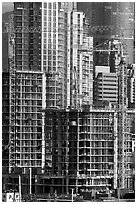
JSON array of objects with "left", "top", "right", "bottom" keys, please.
[{"left": 118, "top": 57, "right": 128, "bottom": 189}]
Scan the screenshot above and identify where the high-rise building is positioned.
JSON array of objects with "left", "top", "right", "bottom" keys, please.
[
  {"left": 9, "top": 2, "right": 44, "bottom": 173},
  {"left": 2, "top": 25, "right": 9, "bottom": 72},
  {"left": 77, "top": 2, "right": 135, "bottom": 65},
  {"left": 42, "top": 2, "right": 68, "bottom": 109},
  {"left": 67, "top": 10, "right": 93, "bottom": 108},
  {"left": 7, "top": 2, "right": 93, "bottom": 173},
  {"left": 2, "top": 2, "right": 135, "bottom": 195},
  {"left": 94, "top": 70, "right": 118, "bottom": 105},
  {"left": 2, "top": 21, "right": 10, "bottom": 173},
  {"left": 42, "top": 3, "right": 93, "bottom": 109}
]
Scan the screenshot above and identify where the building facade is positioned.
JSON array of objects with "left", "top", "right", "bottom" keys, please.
[
  {"left": 6, "top": 2, "right": 93, "bottom": 173},
  {"left": 124, "top": 109, "right": 135, "bottom": 190},
  {"left": 9, "top": 2, "right": 43, "bottom": 173},
  {"left": 2, "top": 2, "right": 135, "bottom": 195},
  {"left": 42, "top": 2, "right": 68, "bottom": 109},
  {"left": 127, "top": 64, "right": 135, "bottom": 107},
  {"left": 67, "top": 10, "right": 93, "bottom": 108},
  {"left": 43, "top": 107, "right": 118, "bottom": 194},
  {"left": 42, "top": 3, "right": 93, "bottom": 109},
  {"left": 2, "top": 16, "right": 10, "bottom": 173},
  {"left": 94, "top": 72, "right": 118, "bottom": 105}
]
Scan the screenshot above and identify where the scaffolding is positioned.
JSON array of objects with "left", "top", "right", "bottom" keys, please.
[
  {"left": 76, "top": 108, "right": 116, "bottom": 192},
  {"left": 7, "top": 3, "right": 45, "bottom": 174},
  {"left": 43, "top": 108, "right": 117, "bottom": 194},
  {"left": 14, "top": 72, "right": 43, "bottom": 167},
  {"left": 41, "top": 39, "right": 134, "bottom": 194},
  {"left": 80, "top": 39, "right": 133, "bottom": 190},
  {"left": 9, "top": 15, "right": 16, "bottom": 173}
]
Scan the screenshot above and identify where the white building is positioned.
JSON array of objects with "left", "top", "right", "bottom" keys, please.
[
  {"left": 67, "top": 10, "right": 93, "bottom": 108},
  {"left": 42, "top": 2, "right": 93, "bottom": 109}
]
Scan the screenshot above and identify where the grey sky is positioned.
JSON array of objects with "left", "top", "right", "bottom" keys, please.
[{"left": 2, "top": 2, "right": 13, "bottom": 13}]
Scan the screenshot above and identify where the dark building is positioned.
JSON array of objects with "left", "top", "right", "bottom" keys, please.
[
  {"left": 14, "top": 2, "right": 42, "bottom": 72},
  {"left": 2, "top": 72, "right": 10, "bottom": 174},
  {"left": 2, "top": 17, "right": 10, "bottom": 174},
  {"left": 94, "top": 72, "right": 118, "bottom": 105},
  {"left": 77, "top": 2, "right": 135, "bottom": 65},
  {"left": 2, "top": 32, "right": 9, "bottom": 72}
]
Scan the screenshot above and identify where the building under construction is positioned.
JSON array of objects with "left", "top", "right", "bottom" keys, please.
[
  {"left": 38, "top": 105, "right": 134, "bottom": 195},
  {"left": 2, "top": 2, "right": 135, "bottom": 197},
  {"left": 8, "top": 3, "right": 45, "bottom": 173},
  {"left": 43, "top": 108, "right": 111, "bottom": 194},
  {"left": 31, "top": 107, "right": 116, "bottom": 195},
  {"left": 5, "top": 2, "right": 94, "bottom": 174}
]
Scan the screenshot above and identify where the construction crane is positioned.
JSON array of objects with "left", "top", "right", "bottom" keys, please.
[
  {"left": 71, "top": 39, "right": 121, "bottom": 109},
  {"left": 71, "top": 39, "right": 125, "bottom": 110},
  {"left": 117, "top": 57, "right": 128, "bottom": 189},
  {"left": 79, "top": 38, "right": 127, "bottom": 53}
]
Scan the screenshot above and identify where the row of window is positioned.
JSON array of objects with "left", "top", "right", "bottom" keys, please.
[
  {"left": 98, "top": 87, "right": 118, "bottom": 90},
  {"left": 79, "top": 127, "right": 114, "bottom": 133},
  {"left": 79, "top": 148, "right": 113, "bottom": 154},
  {"left": 44, "top": 2, "right": 56, "bottom": 9},
  {"left": 79, "top": 157, "right": 113, "bottom": 163},
  {"left": 44, "top": 10, "right": 56, "bottom": 16},
  {"left": 98, "top": 79, "right": 118, "bottom": 82},
  {"left": 79, "top": 119, "right": 112, "bottom": 125},
  {"left": 15, "top": 160, "right": 41, "bottom": 166},
  {"left": 97, "top": 83, "right": 118, "bottom": 86},
  {"left": 16, "top": 87, "right": 42, "bottom": 92},
  {"left": 79, "top": 141, "right": 113, "bottom": 146},
  {"left": 79, "top": 161, "right": 113, "bottom": 169},
  {"left": 13, "top": 127, "right": 42, "bottom": 132}
]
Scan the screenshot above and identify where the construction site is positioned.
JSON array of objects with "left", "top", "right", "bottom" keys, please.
[
  {"left": 3, "top": 105, "right": 135, "bottom": 199},
  {"left": 43, "top": 107, "right": 116, "bottom": 194},
  {"left": 2, "top": 2, "right": 135, "bottom": 202}
]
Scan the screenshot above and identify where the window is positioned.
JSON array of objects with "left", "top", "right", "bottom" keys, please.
[
  {"left": 16, "top": 38, "right": 22, "bottom": 44},
  {"left": 53, "top": 56, "right": 56, "bottom": 60},
  {"left": 53, "top": 10, "right": 56, "bottom": 16},
  {"left": 53, "top": 61, "right": 56, "bottom": 66},
  {"left": 53, "top": 45, "right": 56, "bottom": 49},
  {"left": 48, "top": 16, "right": 51, "bottom": 22},
  {"left": 53, "top": 2, "right": 56, "bottom": 9},
  {"left": 48, "top": 33, "right": 51, "bottom": 38},
  {"left": 53, "top": 17, "right": 56, "bottom": 22},
  {"left": 48, "top": 3, "right": 52, "bottom": 9},
  {"left": 44, "top": 3, "right": 47, "bottom": 8},
  {"left": 48, "top": 9, "right": 51, "bottom": 16},
  {"left": 16, "top": 33, "right": 22, "bottom": 38},
  {"left": 53, "top": 39, "right": 56, "bottom": 44},
  {"left": 44, "top": 16, "right": 47, "bottom": 23},
  {"left": 16, "top": 9, "right": 22, "bottom": 15}
]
